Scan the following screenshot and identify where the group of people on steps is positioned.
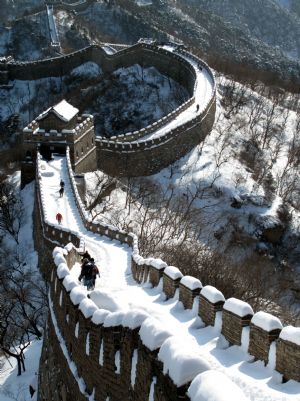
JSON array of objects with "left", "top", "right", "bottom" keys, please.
[{"left": 78, "top": 250, "right": 100, "bottom": 290}]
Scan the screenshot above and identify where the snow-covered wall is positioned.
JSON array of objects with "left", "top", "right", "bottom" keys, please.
[
  {"left": 37, "top": 238, "right": 300, "bottom": 401},
  {"left": 33, "top": 157, "right": 300, "bottom": 401}
]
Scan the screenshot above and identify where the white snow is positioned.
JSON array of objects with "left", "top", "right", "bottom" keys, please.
[
  {"left": 188, "top": 370, "right": 250, "bottom": 401},
  {"left": 164, "top": 266, "right": 183, "bottom": 280},
  {"left": 180, "top": 276, "right": 202, "bottom": 290},
  {"left": 279, "top": 326, "right": 300, "bottom": 346},
  {"left": 131, "top": 349, "right": 138, "bottom": 387},
  {"left": 86, "top": 333, "right": 90, "bottom": 355},
  {"left": 53, "top": 99, "right": 79, "bottom": 122},
  {"left": 71, "top": 62, "right": 102, "bottom": 79},
  {"left": 223, "top": 298, "right": 254, "bottom": 317},
  {"left": 37, "top": 100, "right": 79, "bottom": 123},
  {"left": 75, "top": 322, "right": 79, "bottom": 338},
  {"left": 70, "top": 286, "right": 87, "bottom": 306},
  {"left": 115, "top": 351, "right": 120, "bottom": 374},
  {"left": 79, "top": 298, "right": 98, "bottom": 318},
  {"left": 63, "top": 275, "right": 78, "bottom": 292},
  {"left": 149, "top": 376, "right": 156, "bottom": 401},
  {"left": 122, "top": 309, "right": 150, "bottom": 329},
  {"left": 139, "top": 318, "right": 173, "bottom": 351},
  {"left": 158, "top": 336, "right": 211, "bottom": 386},
  {"left": 104, "top": 311, "right": 127, "bottom": 327},
  {"left": 200, "top": 286, "right": 225, "bottom": 304},
  {"left": 57, "top": 262, "right": 70, "bottom": 279},
  {"left": 89, "top": 290, "right": 126, "bottom": 312},
  {"left": 92, "top": 309, "right": 110, "bottom": 325},
  {"left": 251, "top": 311, "right": 283, "bottom": 332},
  {"left": 99, "top": 340, "right": 104, "bottom": 365}
]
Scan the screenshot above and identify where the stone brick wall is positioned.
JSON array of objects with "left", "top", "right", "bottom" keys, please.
[
  {"left": 96, "top": 100, "right": 216, "bottom": 177},
  {"left": 179, "top": 283, "right": 200, "bottom": 310},
  {"left": 163, "top": 273, "right": 181, "bottom": 299},
  {"left": 276, "top": 338, "right": 300, "bottom": 382},
  {"left": 33, "top": 138, "right": 300, "bottom": 400},
  {"left": 38, "top": 256, "right": 199, "bottom": 401},
  {"left": 198, "top": 295, "right": 224, "bottom": 327},
  {"left": 221, "top": 309, "right": 253, "bottom": 346},
  {"left": 248, "top": 324, "right": 281, "bottom": 365}
]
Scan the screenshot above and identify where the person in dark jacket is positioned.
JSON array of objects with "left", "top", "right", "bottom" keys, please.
[
  {"left": 82, "top": 250, "right": 91, "bottom": 261},
  {"left": 60, "top": 179, "right": 65, "bottom": 188},
  {"left": 78, "top": 258, "right": 94, "bottom": 290},
  {"left": 59, "top": 187, "right": 64, "bottom": 197},
  {"left": 90, "top": 258, "right": 100, "bottom": 289}
]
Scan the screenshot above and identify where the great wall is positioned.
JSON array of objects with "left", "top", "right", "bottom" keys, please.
[
  {"left": 7, "top": 39, "right": 299, "bottom": 400},
  {"left": 6, "top": 40, "right": 216, "bottom": 179}
]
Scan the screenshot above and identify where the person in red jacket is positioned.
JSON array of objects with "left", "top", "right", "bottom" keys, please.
[{"left": 56, "top": 212, "right": 62, "bottom": 224}]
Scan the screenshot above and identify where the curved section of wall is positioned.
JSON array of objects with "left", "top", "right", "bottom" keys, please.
[
  {"left": 6, "top": 43, "right": 197, "bottom": 96},
  {"left": 96, "top": 98, "right": 216, "bottom": 177},
  {"left": 9, "top": 41, "right": 215, "bottom": 177}
]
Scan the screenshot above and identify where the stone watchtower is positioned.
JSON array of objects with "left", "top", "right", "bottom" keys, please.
[{"left": 21, "top": 99, "right": 97, "bottom": 187}]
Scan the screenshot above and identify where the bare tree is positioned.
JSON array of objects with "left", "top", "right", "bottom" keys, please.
[{"left": 0, "top": 175, "right": 24, "bottom": 244}]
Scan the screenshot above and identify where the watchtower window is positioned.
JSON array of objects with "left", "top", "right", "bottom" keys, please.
[{"left": 81, "top": 147, "right": 83, "bottom": 154}]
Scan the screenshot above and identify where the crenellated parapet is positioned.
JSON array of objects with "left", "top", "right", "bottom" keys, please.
[
  {"left": 34, "top": 148, "right": 300, "bottom": 401},
  {"left": 15, "top": 40, "right": 216, "bottom": 178}
]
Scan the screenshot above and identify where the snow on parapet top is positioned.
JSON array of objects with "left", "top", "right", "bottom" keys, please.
[
  {"left": 57, "top": 262, "right": 70, "bottom": 279},
  {"left": 64, "top": 242, "right": 74, "bottom": 252},
  {"left": 200, "top": 285, "right": 225, "bottom": 304},
  {"left": 54, "top": 253, "right": 66, "bottom": 267},
  {"left": 92, "top": 309, "right": 110, "bottom": 325},
  {"left": 188, "top": 370, "right": 250, "bottom": 401},
  {"left": 104, "top": 311, "right": 127, "bottom": 327},
  {"left": 70, "top": 286, "right": 87, "bottom": 306},
  {"left": 89, "top": 289, "right": 127, "bottom": 312},
  {"left": 146, "top": 258, "right": 167, "bottom": 270},
  {"left": 180, "top": 276, "right": 202, "bottom": 290},
  {"left": 251, "top": 311, "right": 282, "bottom": 332},
  {"left": 122, "top": 309, "right": 150, "bottom": 329},
  {"left": 164, "top": 266, "right": 183, "bottom": 280},
  {"left": 139, "top": 317, "right": 173, "bottom": 351},
  {"left": 63, "top": 275, "right": 78, "bottom": 292},
  {"left": 223, "top": 298, "right": 254, "bottom": 317},
  {"left": 158, "top": 337, "right": 211, "bottom": 387},
  {"left": 53, "top": 246, "right": 67, "bottom": 258},
  {"left": 279, "top": 326, "right": 300, "bottom": 346},
  {"left": 79, "top": 298, "right": 98, "bottom": 318}
]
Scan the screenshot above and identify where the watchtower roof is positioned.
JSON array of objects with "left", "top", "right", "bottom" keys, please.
[{"left": 36, "top": 100, "right": 79, "bottom": 123}]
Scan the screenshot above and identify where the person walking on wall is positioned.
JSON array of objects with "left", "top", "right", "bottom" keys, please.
[
  {"left": 56, "top": 212, "right": 63, "bottom": 225},
  {"left": 81, "top": 250, "right": 91, "bottom": 261},
  {"left": 78, "top": 258, "right": 94, "bottom": 290},
  {"left": 196, "top": 104, "right": 199, "bottom": 113},
  {"left": 59, "top": 186, "right": 64, "bottom": 197},
  {"left": 90, "top": 258, "right": 100, "bottom": 289},
  {"left": 60, "top": 179, "right": 65, "bottom": 189}
]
